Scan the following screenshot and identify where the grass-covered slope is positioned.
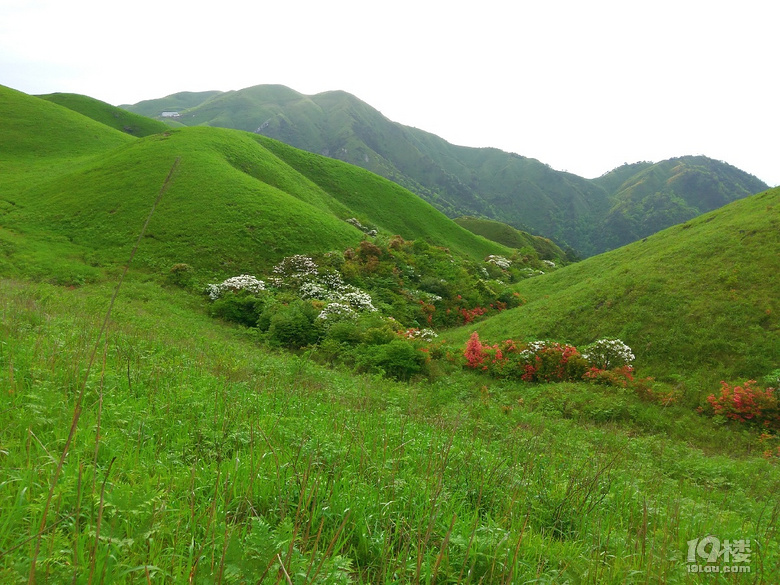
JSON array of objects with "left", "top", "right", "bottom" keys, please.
[
  {"left": 38, "top": 92, "right": 170, "bottom": 137},
  {"left": 446, "top": 188, "right": 780, "bottom": 388},
  {"left": 2, "top": 87, "right": 508, "bottom": 282},
  {"left": 0, "top": 85, "right": 133, "bottom": 163},
  {"left": 3, "top": 277, "right": 778, "bottom": 583}
]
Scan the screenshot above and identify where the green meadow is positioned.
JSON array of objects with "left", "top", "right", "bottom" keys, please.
[{"left": 0, "top": 84, "right": 778, "bottom": 583}]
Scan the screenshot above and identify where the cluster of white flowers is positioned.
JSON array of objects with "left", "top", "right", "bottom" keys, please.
[
  {"left": 299, "top": 281, "right": 329, "bottom": 300},
  {"left": 486, "top": 255, "right": 512, "bottom": 270},
  {"left": 317, "top": 302, "right": 358, "bottom": 321},
  {"left": 542, "top": 260, "right": 556, "bottom": 268},
  {"left": 206, "top": 274, "right": 265, "bottom": 300},
  {"left": 339, "top": 289, "right": 377, "bottom": 312},
  {"left": 582, "top": 338, "right": 635, "bottom": 369},
  {"left": 269, "top": 255, "right": 319, "bottom": 287},
  {"left": 298, "top": 271, "right": 377, "bottom": 313},
  {"left": 402, "top": 328, "right": 438, "bottom": 341},
  {"left": 520, "top": 268, "right": 546, "bottom": 277}
]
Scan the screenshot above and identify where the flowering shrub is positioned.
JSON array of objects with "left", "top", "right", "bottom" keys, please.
[
  {"left": 515, "top": 341, "right": 589, "bottom": 382},
  {"left": 581, "top": 339, "right": 635, "bottom": 370},
  {"left": 269, "top": 255, "right": 319, "bottom": 287},
  {"left": 317, "top": 302, "right": 358, "bottom": 322},
  {"left": 583, "top": 366, "right": 635, "bottom": 388},
  {"left": 464, "top": 332, "right": 485, "bottom": 368},
  {"left": 705, "top": 380, "right": 780, "bottom": 430},
  {"left": 460, "top": 306, "right": 488, "bottom": 324},
  {"left": 206, "top": 274, "right": 266, "bottom": 300},
  {"left": 463, "top": 334, "right": 587, "bottom": 382},
  {"left": 485, "top": 255, "right": 512, "bottom": 270},
  {"left": 401, "top": 328, "right": 438, "bottom": 341},
  {"left": 298, "top": 272, "right": 377, "bottom": 313}
]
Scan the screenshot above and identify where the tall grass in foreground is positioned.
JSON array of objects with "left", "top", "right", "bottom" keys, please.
[{"left": 1, "top": 278, "right": 778, "bottom": 583}]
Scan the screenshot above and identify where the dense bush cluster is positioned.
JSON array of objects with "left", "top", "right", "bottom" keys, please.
[
  {"left": 458, "top": 333, "right": 675, "bottom": 405},
  {"left": 463, "top": 332, "right": 634, "bottom": 384},
  {"left": 202, "top": 235, "right": 558, "bottom": 379}
]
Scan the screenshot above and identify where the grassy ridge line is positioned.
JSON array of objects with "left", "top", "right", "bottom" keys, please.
[
  {"left": 38, "top": 92, "right": 170, "bottom": 137},
  {"left": 443, "top": 188, "right": 780, "bottom": 388},
  {"left": 1, "top": 276, "right": 777, "bottom": 581}
]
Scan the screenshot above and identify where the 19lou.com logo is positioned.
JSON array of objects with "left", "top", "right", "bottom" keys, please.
[{"left": 687, "top": 536, "right": 752, "bottom": 573}]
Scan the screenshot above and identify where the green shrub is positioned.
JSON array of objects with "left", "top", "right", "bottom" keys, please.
[
  {"left": 356, "top": 339, "right": 429, "bottom": 381},
  {"left": 267, "top": 301, "right": 319, "bottom": 349},
  {"left": 208, "top": 291, "right": 262, "bottom": 327}
]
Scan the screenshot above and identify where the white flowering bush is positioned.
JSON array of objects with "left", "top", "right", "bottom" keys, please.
[
  {"left": 269, "top": 255, "right": 319, "bottom": 287},
  {"left": 317, "top": 303, "right": 358, "bottom": 322},
  {"left": 206, "top": 274, "right": 265, "bottom": 300},
  {"left": 542, "top": 260, "right": 556, "bottom": 268},
  {"left": 486, "top": 255, "right": 512, "bottom": 270},
  {"left": 298, "top": 271, "right": 377, "bottom": 312},
  {"left": 339, "top": 288, "right": 377, "bottom": 312},
  {"left": 582, "top": 338, "right": 635, "bottom": 369}
]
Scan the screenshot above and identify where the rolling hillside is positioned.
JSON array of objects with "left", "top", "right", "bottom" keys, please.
[
  {"left": 1, "top": 85, "right": 510, "bottom": 283},
  {"left": 2, "top": 85, "right": 779, "bottom": 583},
  {"left": 445, "top": 187, "right": 780, "bottom": 388},
  {"left": 124, "top": 84, "right": 769, "bottom": 256}
]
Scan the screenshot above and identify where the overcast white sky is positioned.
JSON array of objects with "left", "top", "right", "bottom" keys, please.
[{"left": 1, "top": 0, "right": 777, "bottom": 185}]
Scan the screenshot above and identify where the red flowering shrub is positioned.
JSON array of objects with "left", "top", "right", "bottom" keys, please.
[
  {"left": 519, "top": 342, "right": 589, "bottom": 382},
  {"left": 460, "top": 306, "right": 488, "bottom": 324},
  {"left": 464, "top": 332, "right": 485, "bottom": 368},
  {"left": 705, "top": 380, "right": 780, "bottom": 430},
  {"left": 583, "top": 365, "right": 635, "bottom": 388}
]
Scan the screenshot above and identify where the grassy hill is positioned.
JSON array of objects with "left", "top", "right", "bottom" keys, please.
[
  {"left": 1, "top": 85, "right": 509, "bottom": 285},
  {"left": 38, "top": 92, "right": 170, "bottom": 137},
  {"left": 445, "top": 187, "right": 780, "bottom": 390},
  {"left": 125, "top": 84, "right": 768, "bottom": 256}
]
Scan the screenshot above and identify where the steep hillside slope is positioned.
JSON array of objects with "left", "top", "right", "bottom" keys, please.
[
  {"left": 125, "top": 84, "right": 768, "bottom": 256},
  {"left": 38, "top": 92, "right": 169, "bottom": 137},
  {"left": 445, "top": 188, "right": 780, "bottom": 387}
]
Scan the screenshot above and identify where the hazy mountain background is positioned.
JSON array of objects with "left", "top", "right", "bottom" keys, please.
[{"left": 124, "top": 84, "right": 769, "bottom": 256}]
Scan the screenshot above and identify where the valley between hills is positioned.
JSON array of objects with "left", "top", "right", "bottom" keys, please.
[{"left": 0, "top": 83, "right": 778, "bottom": 582}]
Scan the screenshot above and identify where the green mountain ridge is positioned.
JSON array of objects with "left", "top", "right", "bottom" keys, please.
[{"left": 124, "top": 84, "right": 769, "bottom": 256}]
